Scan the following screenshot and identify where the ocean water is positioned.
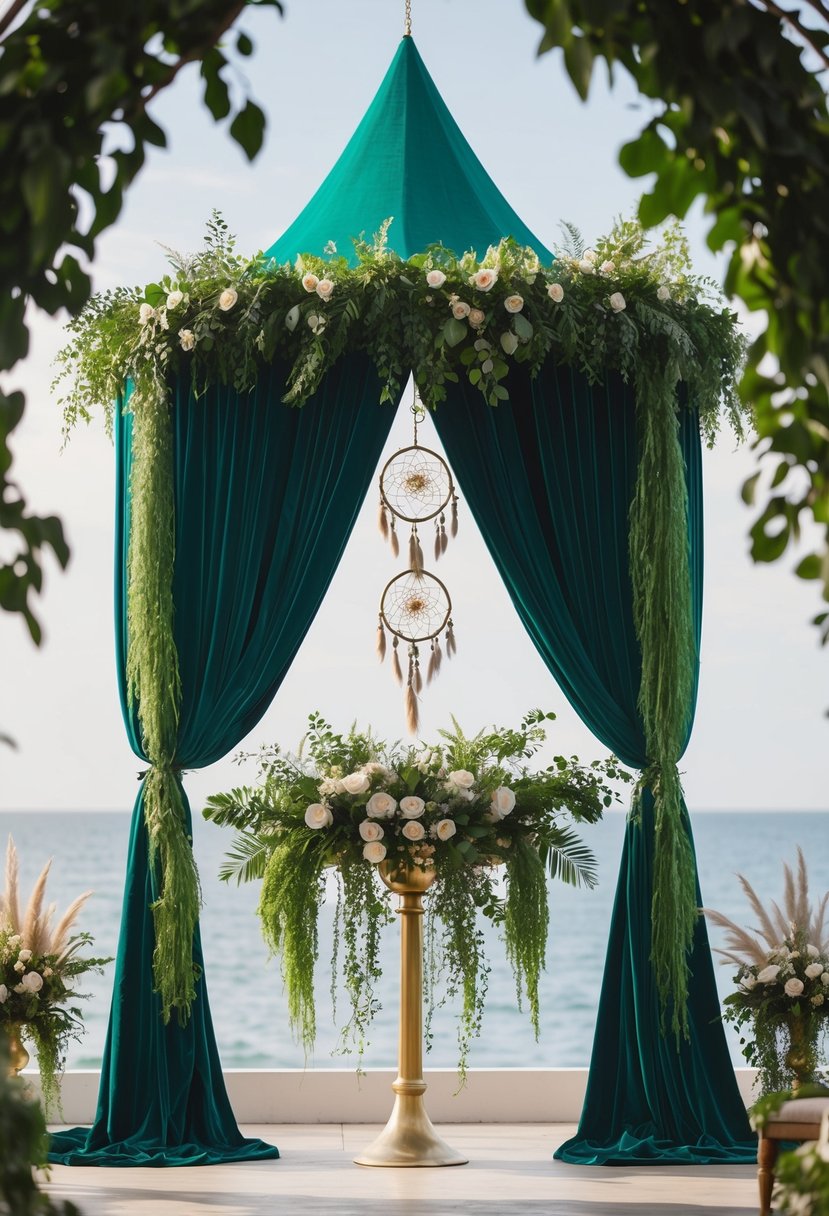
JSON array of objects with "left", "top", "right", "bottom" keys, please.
[{"left": 1, "top": 809, "right": 827, "bottom": 1072}]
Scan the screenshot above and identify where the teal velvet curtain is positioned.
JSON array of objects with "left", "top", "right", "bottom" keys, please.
[
  {"left": 50, "top": 354, "right": 397, "bottom": 1166},
  {"left": 434, "top": 363, "right": 756, "bottom": 1164}
]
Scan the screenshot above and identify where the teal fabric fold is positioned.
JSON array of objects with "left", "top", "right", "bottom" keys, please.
[
  {"left": 266, "top": 37, "right": 551, "bottom": 264},
  {"left": 51, "top": 354, "right": 397, "bottom": 1166},
  {"left": 434, "top": 362, "right": 756, "bottom": 1164}
]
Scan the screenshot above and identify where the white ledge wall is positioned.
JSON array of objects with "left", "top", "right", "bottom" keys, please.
[{"left": 36, "top": 1068, "right": 759, "bottom": 1126}]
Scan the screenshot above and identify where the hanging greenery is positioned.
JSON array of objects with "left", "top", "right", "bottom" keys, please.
[
  {"left": 202, "top": 710, "right": 631, "bottom": 1077},
  {"left": 55, "top": 213, "right": 749, "bottom": 1025}
]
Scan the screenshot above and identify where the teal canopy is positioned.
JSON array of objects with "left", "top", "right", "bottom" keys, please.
[{"left": 265, "top": 37, "right": 552, "bottom": 264}]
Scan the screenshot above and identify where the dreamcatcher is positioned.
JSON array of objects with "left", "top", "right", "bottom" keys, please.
[{"left": 376, "top": 394, "right": 458, "bottom": 733}]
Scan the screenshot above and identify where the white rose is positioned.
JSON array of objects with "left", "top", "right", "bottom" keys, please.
[
  {"left": 785, "top": 977, "right": 805, "bottom": 997},
  {"left": 447, "top": 769, "right": 475, "bottom": 791},
  {"left": 402, "top": 820, "right": 426, "bottom": 841},
  {"left": 451, "top": 301, "right": 471, "bottom": 320},
  {"left": 302, "top": 272, "right": 319, "bottom": 293},
  {"left": 504, "top": 295, "right": 524, "bottom": 314},
  {"left": 14, "top": 961, "right": 25, "bottom": 973},
  {"left": 812, "top": 993, "right": 826, "bottom": 1006},
  {"left": 583, "top": 249, "right": 597, "bottom": 263},
  {"left": 578, "top": 259, "right": 595, "bottom": 274},
  {"left": 806, "top": 944, "right": 821, "bottom": 958},
  {"left": 304, "top": 803, "right": 333, "bottom": 829},
  {"left": 315, "top": 278, "right": 334, "bottom": 300},
  {"left": 13, "top": 984, "right": 25, "bottom": 994},
  {"left": 657, "top": 285, "right": 671, "bottom": 302},
  {"left": 341, "top": 771, "right": 370, "bottom": 795},
  {"left": 491, "top": 787, "right": 516, "bottom": 817},
  {"left": 468, "top": 307, "right": 486, "bottom": 328},
  {"left": 472, "top": 268, "right": 498, "bottom": 291},
  {"left": 139, "top": 302, "right": 155, "bottom": 324},
  {"left": 359, "top": 820, "right": 384, "bottom": 842},
  {"left": 18, "top": 949, "right": 32, "bottom": 962},
  {"left": 434, "top": 819, "right": 457, "bottom": 841},
  {"left": 179, "top": 329, "right": 195, "bottom": 351},
  {"left": 0, "top": 984, "right": 7, "bottom": 1003},
  {"left": 366, "top": 791, "right": 397, "bottom": 819},
  {"left": 757, "top": 965, "right": 781, "bottom": 983},
  {"left": 363, "top": 841, "right": 387, "bottom": 864},
  {"left": 218, "top": 287, "right": 238, "bottom": 312},
  {"left": 307, "top": 313, "right": 326, "bottom": 334},
  {"left": 609, "top": 292, "right": 627, "bottom": 312},
  {"left": 21, "top": 971, "right": 43, "bottom": 993},
  {"left": 822, "top": 973, "right": 829, "bottom": 985},
  {"left": 547, "top": 283, "right": 564, "bottom": 303},
  {"left": 426, "top": 270, "right": 446, "bottom": 288},
  {"left": 166, "top": 290, "right": 184, "bottom": 309},
  {"left": 400, "top": 796, "right": 425, "bottom": 819},
  {"left": 500, "top": 331, "right": 519, "bottom": 355},
  {"left": 600, "top": 260, "right": 615, "bottom": 275},
  {"left": 805, "top": 962, "right": 824, "bottom": 979},
  {"left": 741, "top": 974, "right": 757, "bottom": 990},
  {"left": 8, "top": 935, "right": 20, "bottom": 947}
]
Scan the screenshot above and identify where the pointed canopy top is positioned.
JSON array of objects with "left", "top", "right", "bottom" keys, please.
[{"left": 265, "top": 38, "right": 552, "bottom": 265}]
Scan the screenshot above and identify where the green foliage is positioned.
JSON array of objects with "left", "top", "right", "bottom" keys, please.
[
  {"left": 524, "top": 0, "right": 829, "bottom": 646},
  {"left": 0, "top": 1038, "right": 80, "bottom": 1216},
  {"left": 204, "top": 710, "right": 630, "bottom": 1075},
  {"left": 775, "top": 1102, "right": 829, "bottom": 1215},
  {"left": 0, "top": 0, "right": 281, "bottom": 652}
]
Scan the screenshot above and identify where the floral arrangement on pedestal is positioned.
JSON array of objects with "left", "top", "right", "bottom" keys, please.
[
  {"left": 703, "top": 849, "right": 829, "bottom": 1097},
  {"left": 0, "top": 838, "right": 110, "bottom": 1114},
  {"left": 203, "top": 709, "right": 630, "bottom": 1075}
]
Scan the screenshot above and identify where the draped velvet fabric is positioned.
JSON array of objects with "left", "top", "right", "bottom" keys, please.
[
  {"left": 50, "top": 355, "right": 397, "bottom": 1165},
  {"left": 434, "top": 362, "right": 756, "bottom": 1164}
]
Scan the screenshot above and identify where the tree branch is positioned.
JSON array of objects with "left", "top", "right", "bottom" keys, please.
[
  {"left": 755, "top": 0, "right": 829, "bottom": 70},
  {"left": 0, "top": 0, "right": 30, "bottom": 42},
  {"left": 133, "top": 0, "right": 247, "bottom": 112},
  {"left": 801, "top": 0, "right": 829, "bottom": 24}
]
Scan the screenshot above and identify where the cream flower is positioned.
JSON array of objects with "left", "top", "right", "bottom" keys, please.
[
  {"left": 434, "top": 819, "right": 457, "bottom": 841},
  {"left": 366, "top": 791, "right": 397, "bottom": 819},
  {"left": 600, "top": 260, "right": 615, "bottom": 275},
  {"left": 583, "top": 249, "right": 597, "bottom": 263},
  {"left": 757, "top": 964, "right": 781, "bottom": 983},
  {"left": 500, "top": 331, "right": 519, "bottom": 355},
  {"left": 400, "top": 796, "right": 426, "bottom": 819},
  {"left": 784, "top": 977, "right": 805, "bottom": 997},
  {"left": 179, "top": 329, "right": 195, "bottom": 352},
  {"left": 468, "top": 307, "right": 486, "bottom": 328},
  {"left": 8, "top": 935, "right": 20, "bottom": 947},
  {"left": 363, "top": 841, "right": 387, "bottom": 864},
  {"left": 359, "top": 820, "right": 384, "bottom": 842},
  {"left": 426, "top": 269, "right": 446, "bottom": 288},
  {"left": 0, "top": 984, "right": 7, "bottom": 1003},
  {"left": 447, "top": 769, "right": 475, "bottom": 791},
  {"left": 805, "top": 962, "right": 824, "bottom": 979},
  {"left": 218, "top": 287, "right": 238, "bottom": 311},
  {"left": 657, "top": 285, "right": 671, "bottom": 302},
  {"left": 304, "top": 803, "right": 334, "bottom": 829},
  {"left": 451, "top": 301, "right": 471, "bottom": 320},
  {"left": 21, "top": 971, "right": 43, "bottom": 993},
  {"left": 341, "top": 771, "right": 370, "bottom": 795},
  {"left": 307, "top": 313, "right": 326, "bottom": 335},
  {"left": 139, "top": 303, "right": 155, "bottom": 324},
  {"left": 315, "top": 278, "right": 334, "bottom": 300},
  {"left": 402, "top": 820, "right": 426, "bottom": 841},
  {"left": 547, "top": 283, "right": 564, "bottom": 303},
  {"left": 18, "top": 949, "right": 32, "bottom": 962},
  {"left": 504, "top": 295, "right": 524, "bottom": 314},
  {"left": 578, "top": 259, "right": 595, "bottom": 274},
  {"left": 806, "top": 944, "right": 821, "bottom": 958},
  {"left": 741, "top": 973, "right": 757, "bottom": 990},
  {"left": 609, "top": 292, "right": 627, "bottom": 312},
  {"left": 14, "top": 962, "right": 24, "bottom": 973},
  {"left": 472, "top": 268, "right": 498, "bottom": 291},
  {"left": 822, "top": 973, "right": 829, "bottom": 985},
  {"left": 491, "top": 786, "right": 516, "bottom": 817},
  {"left": 302, "top": 273, "right": 319, "bottom": 293},
  {"left": 166, "top": 290, "right": 184, "bottom": 310},
  {"left": 812, "top": 993, "right": 826, "bottom": 1006}
]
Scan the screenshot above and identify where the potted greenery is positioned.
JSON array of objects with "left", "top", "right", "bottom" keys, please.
[
  {"left": 0, "top": 838, "right": 110, "bottom": 1115},
  {"left": 204, "top": 709, "right": 629, "bottom": 1075}
]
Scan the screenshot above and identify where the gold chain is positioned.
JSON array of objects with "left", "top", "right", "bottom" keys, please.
[{"left": 404, "top": 0, "right": 412, "bottom": 36}]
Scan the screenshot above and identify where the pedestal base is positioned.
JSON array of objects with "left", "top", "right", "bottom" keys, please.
[{"left": 354, "top": 1093, "right": 468, "bottom": 1167}]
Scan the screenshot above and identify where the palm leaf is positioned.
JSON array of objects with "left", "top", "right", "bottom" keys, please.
[
  {"left": 539, "top": 825, "right": 598, "bottom": 889},
  {"left": 218, "top": 830, "right": 271, "bottom": 885}
]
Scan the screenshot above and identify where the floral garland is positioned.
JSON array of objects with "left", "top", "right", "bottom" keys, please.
[
  {"left": 56, "top": 214, "right": 749, "bottom": 1029},
  {"left": 203, "top": 711, "right": 630, "bottom": 1074}
]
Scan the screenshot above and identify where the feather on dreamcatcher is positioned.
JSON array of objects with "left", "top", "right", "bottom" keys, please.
[{"left": 376, "top": 395, "right": 458, "bottom": 733}]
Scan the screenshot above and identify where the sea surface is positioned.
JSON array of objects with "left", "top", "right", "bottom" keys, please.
[{"left": 1, "top": 809, "right": 826, "bottom": 1072}]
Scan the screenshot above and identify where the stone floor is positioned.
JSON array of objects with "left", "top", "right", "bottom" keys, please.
[{"left": 41, "top": 1124, "right": 760, "bottom": 1215}]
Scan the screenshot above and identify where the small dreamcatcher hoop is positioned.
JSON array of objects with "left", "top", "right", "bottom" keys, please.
[
  {"left": 375, "top": 390, "right": 459, "bottom": 734},
  {"left": 378, "top": 405, "right": 458, "bottom": 569},
  {"left": 377, "top": 571, "right": 455, "bottom": 734}
]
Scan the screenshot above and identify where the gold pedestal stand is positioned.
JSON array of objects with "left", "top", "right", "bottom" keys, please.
[
  {"left": 354, "top": 862, "right": 467, "bottom": 1168},
  {"left": 6, "top": 1025, "right": 30, "bottom": 1076}
]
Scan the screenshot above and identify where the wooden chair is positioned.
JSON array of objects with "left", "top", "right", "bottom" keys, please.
[{"left": 757, "top": 1096, "right": 829, "bottom": 1215}]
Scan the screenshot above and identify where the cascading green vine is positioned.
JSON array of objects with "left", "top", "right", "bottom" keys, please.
[
  {"left": 126, "top": 374, "right": 200, "bottom": 1023},
  {"left": 629, "top": 357, "right": 699, "bottom": 1039}
]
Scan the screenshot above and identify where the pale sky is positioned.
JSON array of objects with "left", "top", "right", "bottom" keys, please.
[{"left": 2, "top": 0, "right": 826, "bottom": 815}]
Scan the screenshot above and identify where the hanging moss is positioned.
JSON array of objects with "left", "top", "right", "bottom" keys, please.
[{"left": 629, "top": 359, "right": 699, "bottom": 1040}]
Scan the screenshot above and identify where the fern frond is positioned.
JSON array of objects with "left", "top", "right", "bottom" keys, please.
[
  {"left": 218, "top": 830, "right": 272, "bottom": 885},
  {"left": 539, "top": 825, "right": 598, "bottom": 889}
]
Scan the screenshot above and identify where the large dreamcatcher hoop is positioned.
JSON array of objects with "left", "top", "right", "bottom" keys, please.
[{"left": 376, "top": 392, "right": 459, "bottom": 733}]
